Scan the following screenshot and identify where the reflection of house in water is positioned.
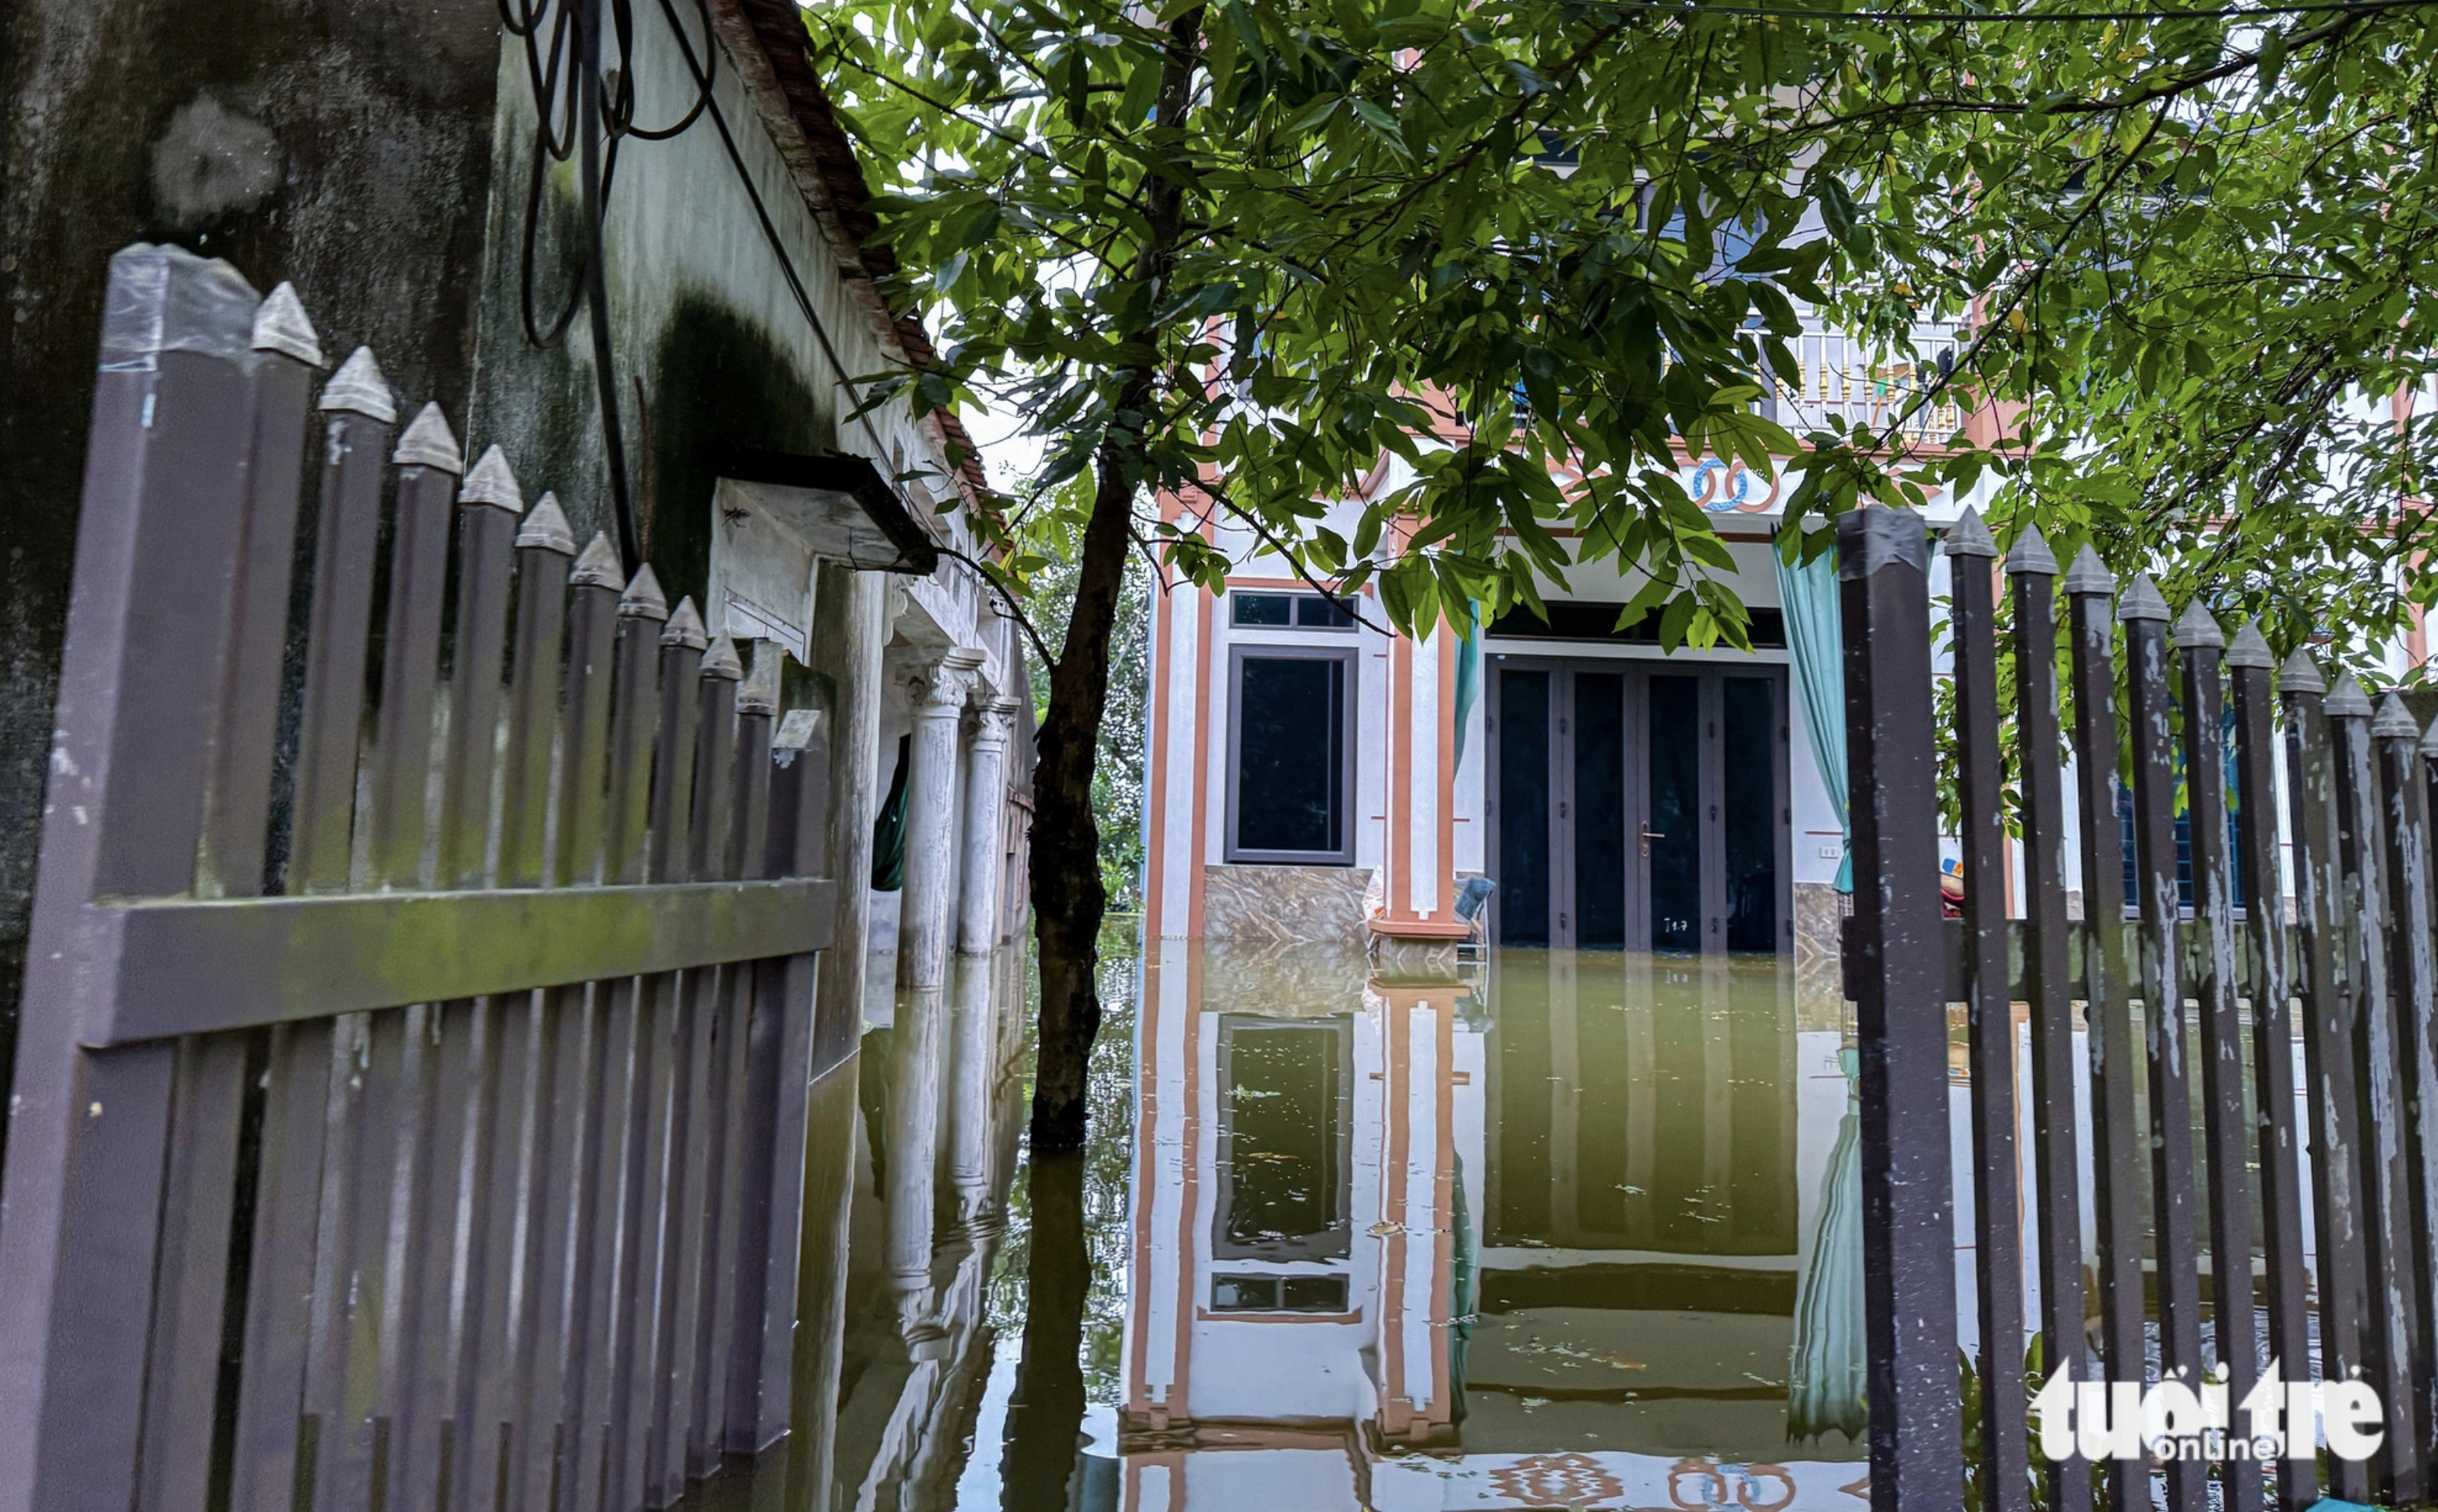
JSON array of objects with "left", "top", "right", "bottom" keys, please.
[
  {"left": 824, "top": 952, "right": 1031, "bottom": 1508},
  {"left": 1120, "top": 945, "right": 1868, "bottom": 1510}
]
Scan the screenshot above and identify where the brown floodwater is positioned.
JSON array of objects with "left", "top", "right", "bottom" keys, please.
[{"left": 685, "top": 940, "right": 1915, "bottom": 1511}]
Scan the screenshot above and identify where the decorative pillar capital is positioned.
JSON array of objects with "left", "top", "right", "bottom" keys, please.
[
  {"left": 967, "top": 698, "right": 1019, "bottom": 748},
  {"left": 906, "top": 648, "right": 984, "bottom": 715}
]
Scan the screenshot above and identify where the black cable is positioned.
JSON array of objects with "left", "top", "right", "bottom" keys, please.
[
  {"left": 578, "top": 0, "right": 643, "bottom": 572},
  {"left": 503, "top": 0, "right": 935, "bottom": 580},
  {"left": 650, "top": 0, "right": 903, "bottom": 466}
]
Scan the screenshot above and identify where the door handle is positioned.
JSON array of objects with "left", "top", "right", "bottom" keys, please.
[{"left": 1640, "top": 827, "right": 1663, "bottom": 857}]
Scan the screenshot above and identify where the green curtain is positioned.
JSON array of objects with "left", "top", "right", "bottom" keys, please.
[
  {"left": 869, "top": 734, "right": 911, "bottom": 892},
  {"left": 1773, "top": 532, "right": 1850, "bottom": 893},
  {"left": 1452, "top": 601, "right": 1483, "bottom": 772},
  {"left": 1786, "top": 1047, "right": 1868, "bottom": 1441}
]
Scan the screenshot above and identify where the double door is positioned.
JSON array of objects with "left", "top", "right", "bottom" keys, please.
[{"left": 1489, "top": 659, "right": 1790, "bottom": 952}]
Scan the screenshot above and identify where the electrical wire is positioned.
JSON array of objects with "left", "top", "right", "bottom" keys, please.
[
  {"left": 646, "top": 0, "right": 903, "bottom": 470},
  {"left": 500, "top": 0, "right": 728, "bottom": 572}
]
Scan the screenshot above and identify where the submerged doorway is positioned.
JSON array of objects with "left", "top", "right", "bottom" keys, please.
[{"left": 1489, "top": 659, "right": 1791, "bottom": 952}]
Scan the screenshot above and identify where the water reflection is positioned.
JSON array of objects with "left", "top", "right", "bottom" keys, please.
[
  {"left": 1115, "top": 946, "right": 1870, "bottom": 1510},
  {"left": 751, "top": 944, "right": 1878, "bottom": 1512}
]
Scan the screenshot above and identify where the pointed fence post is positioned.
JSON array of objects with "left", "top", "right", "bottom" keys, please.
[
  {"left": 2282, "top": 652, "right": 2373, "bottom": 1505},
  {"left": 2122, "top": 574, "right": 2208, "bottom": 1512},
  {"left": 2061, "top": 547, "right": 2146, "bottom": 1512},
  {"left": 1838, "top": 506, "right": 1961, "bottom": 1512},
  {"left": 0, "top": 243, "right": 264, "bottom": 1512},
  {"left": 2008, "top": 525, "right": 2092, "bottom": 1512},
  {"left": 2327, "top": 670, "right": 2423, "bottom": 1503},
  {"left": 2373, "top": 691, "right": 2438, "bottom": 1475},
  {"left": 2174, "top": 601, "right": 2263, "bottom": 1512},
  {"left": 1942, "top": 509, "right": 2029, "bottom": 1512},
  {"left": 2226, "top": 625, "right": 2318, "bottom": 1512}
]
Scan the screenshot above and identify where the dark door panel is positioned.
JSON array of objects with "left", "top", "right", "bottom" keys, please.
[{"left": 1491, "top": 659, "right": 1788, "bottom": 954}]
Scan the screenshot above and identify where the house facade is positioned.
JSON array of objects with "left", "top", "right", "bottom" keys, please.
[{"left": 1141, "top": 320, "right": 1998, "bottom": 1005}]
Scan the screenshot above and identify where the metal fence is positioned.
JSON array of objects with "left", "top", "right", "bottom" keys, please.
[
  {"left": 1841, "top": 502, "right": 2438, "bottom": 1512},
  {"left": 0, "top": 244, "right": 839, "bottom": 1512}
]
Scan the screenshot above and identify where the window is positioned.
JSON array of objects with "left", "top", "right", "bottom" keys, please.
[
  {"left": 1214, "top": 1016, "right": 1352, "bottom": 1261},
  {"left": 1231, "top": 591, "right": 1356, "bottom": 631},
  {"left": 1211, "top": 1274, "right": 1351, "bottom": 1313},
  {"left": 1227, "top": 645, "right": 1356, "bottom": 864}
]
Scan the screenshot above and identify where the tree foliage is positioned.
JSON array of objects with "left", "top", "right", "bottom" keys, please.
[
  {"left": 811, "top": 0, "right": 1931, "bottom": 650},
  {"left": 1793, "top": 5, "right": 2438, "bottom": 663}
]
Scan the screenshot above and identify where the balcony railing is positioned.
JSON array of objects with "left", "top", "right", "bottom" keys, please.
[{"left": 1772, "top": 327, "right": 1969, "bottom": 444}]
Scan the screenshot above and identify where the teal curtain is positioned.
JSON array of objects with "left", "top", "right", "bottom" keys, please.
[
  {"left": 1774, "top": 532, "right": 1850, "bottom": 893},
  {"left": 1787, "top": 1047, "right": 1868, "bottom": 1441},
  {"left": 1452, "top": 601, "right": 1483, "bottom": 771},
  {"left": 869, "top": 734, "right": 911, "bottom": 892}
]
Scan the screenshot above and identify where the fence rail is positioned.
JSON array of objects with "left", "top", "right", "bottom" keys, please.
[
  {"left": 0, "top": 244, "right": 837, "bottom": 1512},
  {"left": 1842, "top": 501, "right": 2438, "bottom": 1511}
]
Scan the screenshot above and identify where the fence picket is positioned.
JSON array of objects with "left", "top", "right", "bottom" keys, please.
[
  {"left": 137, "top": 284, "right": 321, "bottom": 1512},
  {"left": 704, "top": 673, "right": 777, "bottom": 1466},
  {"left": 465, "top": 495, "right": 575, "bottom": 1512},
  {"left": 663, "top": 636, "right": 742, "bottom": 1499},
  {"left": 569, "top": 567, "right": 669, "bottom": 1512},
  {"left": 737, "top": 700, "right": 833, "bottom": 1449},
  {"left": 2327, "top": 673, "right": 2423, "bottom": 1501},
  {"left": 416, "top": 450, "right": 523, "bottom": 1512},
  {"left": 2, "top": 243, "right": 850, "bottom": 1512},
  {"left": 2173, "top": 603, "right": 2261, "bottom": 1512},
  {"left": 2005, "top": 528, "right": 2091, "bottom": 1512},
  {"left": 2060, "top": 548, "right": 2147, "bottom": 1512},
  {"left": 2373, "top": 693, "right": 2438, "bottom": 1474},
  {"left": 515, "top": 536, "right": 624, "bottom": 1512},
  {"left": 2120, "top": 576, "right": 2207, "bottom": 1512},
  {"left": 2280, "top": 653, "right": 2374, "bottom": 1505},
  {"left": 352, "top": 408, "right": 467, "bottom": 1512},
  {"left": 621, "top": 599, "right": 708, "bottom": 1509},
  {"left": 1943, "top": 510, "right": 2030, "bottom": 1512},
  {"left": 1836, "top": 507, "right": 1961, "bottom": 1511},
  {"left": 2226, "top": 627, "right": 2316, "bottom": 1512}
]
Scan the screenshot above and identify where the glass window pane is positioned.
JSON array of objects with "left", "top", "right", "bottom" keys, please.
[
  {"left": 1281, "top": 1274, "right": 1349, "bottom": 1312},
  {"left": 1235, "top": 655, "right": 1346, "bottom": 855},
  {"left": 1296, "top": 594, "right": 1355, "bottom": 629},
  {"left": 1232, "top": 592, "right": 1291, "bottom": 626},
  {"left": 1211, "top": 1275, "right": 1281, "bottom": 1310},
  {"left": 1574, "top": 673, "right": 1626, "bottom": 948},
  {"left": 1648, "top": 677, "right": 1701, "bottom": 951},
  {"left": 1497, "top": 670, "right": 1551, "bottom": 944},
  {"left": 1215, "top": 1021, "right": 1348, "bottom": 1259},
  {"left": 1723, "top": 678, "right": 1778, "bottom": 952}
]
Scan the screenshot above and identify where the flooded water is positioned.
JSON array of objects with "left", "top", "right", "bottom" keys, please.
[
  {"left": 687, "top": 939, "right": 1902, "bottom": 1512},
  {"left": 673, "top": 931, "right": 2337, "bottom": 1512}
]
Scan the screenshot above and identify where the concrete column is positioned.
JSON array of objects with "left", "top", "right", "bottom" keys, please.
[
  {"left": 955, "top": 699, "right": 1016, "bottom": 955},
  {"left": 943, "top": 954, "right": 999, "bottom": 1224},
  {"left": 883, "top": 984, "right": 943, "bottom": 1341},
  {"left": 897, "top": 649, "right": 980, "bottom": 991},
  {"left": 808, "top": 563, "right": 886, "bottom": 1048}
]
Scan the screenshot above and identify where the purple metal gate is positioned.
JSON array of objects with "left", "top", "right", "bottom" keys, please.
[
  {"left": 1843, "top": 502, "right": 2438, "bottom": 1512},
  {"left": 0, "top": 244, "right": 836, "bottom": 1512}
]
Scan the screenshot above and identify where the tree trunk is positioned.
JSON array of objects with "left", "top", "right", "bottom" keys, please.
[
  {"left": 1024, "top": 5, "right": 1203, "bottom": 1153},
  {"left": 997, "top": 1150, "right": 1089, "bottom": 1509}
]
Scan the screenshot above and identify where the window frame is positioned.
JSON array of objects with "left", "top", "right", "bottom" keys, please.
[
  {"left": 1211, "top": 1013, "right": 1355, "bottom": 1263},
  {"left": 1228, "top": 590, "right": 1359, "bottom": 632},
  {"left": 1224, "top": 642, "right": 1360, "bottom": 866}
]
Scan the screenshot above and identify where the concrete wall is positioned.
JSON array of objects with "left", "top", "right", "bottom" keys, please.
[
  {"left": 0, "top": 0, "right": 506, "bottom": 1143},
  {"left": 0, "top": 0, "right": 992, "bottom": 1160}
]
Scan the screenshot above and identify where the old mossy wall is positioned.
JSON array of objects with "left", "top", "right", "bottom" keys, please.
[
  {"left": 0, "top": 0, "right": 864, "bottom": 1168},
  {"left": 0, "top": 0, "right": 504, "bottom": 1157}
]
